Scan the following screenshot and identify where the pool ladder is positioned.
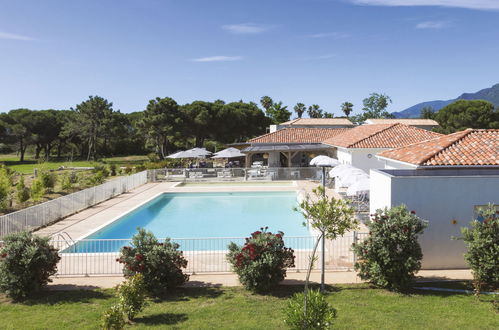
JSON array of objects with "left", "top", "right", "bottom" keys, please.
[{"left": 52, "top": 231, "right": 75, "bottom": 250}]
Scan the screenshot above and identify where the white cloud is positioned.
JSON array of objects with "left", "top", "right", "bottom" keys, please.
[
  {"left": 221, "top": 23, "right": 272, "bottom": 34},
  {"left": 0, "top": 31, "right": 35, "bottom": 41},
  {"left": 416, "top": 21, "right": 449, "bottom": 29},
  {"left": 309, "top": 32, "right": 351, "bottom": 39},
  {"left": 192, "top": 56, "right": 243, "bottom": 62},
  {"left": 350, "top": 0, "right": 499, "bottom": 10}
]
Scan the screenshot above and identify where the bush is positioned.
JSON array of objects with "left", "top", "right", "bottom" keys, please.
[
  {"left": 109, "top": 164, "right": 117, "bottom": 176},
  {"left": 60, "top": 173, "right": 73, "bottom": 191},
  {"left": 0, "top": 231, "right": 60, "bottom": 300},
  {"left": 284, "top": 289, "right": 337, "bottom": 330},
  {"left": 353, "top": 205, "right": 427, "bottom": 291},
  {"left": 147, "top": 152, "right": 160, "bottom": 162},
  {"left": 39, "top": 170, "right": 56, "bottom": 191},
  {"left": 460, "top": 205, "right": 498, "bottom": 294},
  {"left": 0, "top": 166, "right": 12, "bottom": 208},
  {"left": 134, "top": 164, "right": 146, "bottom": 173},
  {"left": 30, "top": 177, "right": 46, "bottom": 201},
  {"left": 15, "top": 176, "right": 30, "bottom": 204},
  {"left": 116, "top": 273, "right": 148, "bottom": 320},
  {"left": 117, "top": 228, "right": 189, "bottom": 295},
  {"left": 227, "top": 227, "right": 295, "bottom": 293},
  {"left": 122, "top": 165, "right": 133, "bottom": 175},
  {"left": 89, "top": 172, "right": 106, "bottom": 185},
  {"left": 101, "top": 305, "right": 126, "bottom": 330},
  {"left": 93, "top": 164, "right": 110, "bottom": 178}
]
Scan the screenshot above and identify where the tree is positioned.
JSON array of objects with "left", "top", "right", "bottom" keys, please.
[
  {"left": 72, "top": 96, "right": 114, "bottom": 160},
  {"left": 260, "top": 96, "right": 273, "bottom": 114},
  {"left": 419, "top": 106, "right": 435, "bottom": 120},
  {"left": 358, "top": 93, "right": 393, "bottom": 122},
  {"left": 1, "top": 109, "right": 33, "bottom": 161},
  {"left": 266, "top": 101, "right": 291, "bottom": 124},
  {"left": 341, "top": 102, "right": 354, "bottom": 117},
  {"left": 434, "top": 100, "right": 499, "bottom": 134},
  {"left": 294, "top": 103, "right": 306, "bottom": 118},
  {"left": 139, "top": 97, "right": 183, "bottom": 159},
  {"left": 307, "top": 104, "right": 323, "bottom": 118},
  {"left": 323, "top": 112, "right": 334, "bottom": 118},
  {"left": 183, "top": 101, "right": 219, "bottom": 147},
  {"left": 295, "top": 186, "right": 357, "bottom": 291}
]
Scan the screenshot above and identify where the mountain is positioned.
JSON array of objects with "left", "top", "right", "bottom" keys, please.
[{"left": 393, "top": 83, "right": 499, "bottom": 118}]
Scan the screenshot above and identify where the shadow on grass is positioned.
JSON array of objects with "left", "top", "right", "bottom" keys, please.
[
  {"left": 152, "top": 286, "right": 223, "bottom": 302},
  {"left": 263, "top": 284, "right": 341, "bottom": 298},
  {"left": 20, "top": 289, "right": 112, "bottom": 305},
  {"left": 134, "top": 313, "right": 188, "bottom": 326}
]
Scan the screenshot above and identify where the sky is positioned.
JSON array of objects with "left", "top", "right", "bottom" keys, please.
[{"left": 1, "top": 0, "right": 499, "bottom": 116}]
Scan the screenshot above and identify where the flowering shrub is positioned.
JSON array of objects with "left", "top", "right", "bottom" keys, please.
[
  {"left": 353, "top": 205, "right": 427, "bottom": 291},
  {"left": 227, "top": 227, "right": 295, "bottom": 293},
  {"left": 284, "top": 289, "right": 337, "bottom": 330},
  {"left": 101, "top": 305, "right": 126, "bottom": 330},
  {"left": 0, "top": 231, "right": 60, "bottom": 300},
  {"left": 460, "top": 205, "right": 498, "bottom": 294},
  {"left": 117, "top": 228, "right": 189, "bottom": 295}
]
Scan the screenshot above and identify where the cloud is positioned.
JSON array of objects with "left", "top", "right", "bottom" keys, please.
[
  {"left": 192, "top": 56, "right": 243, "bottom": 62},
  {"left": 416, "top": 21, "right": 449, "bottom": 29},
  {"left": 0, "top": 31, "right": 35, "bottom": 41},
  {"left": 221, "top": 23, "right": 272, "bottom": 34},
  {"left": 349, "top": 0, "right": 499, "bottom": 10},
  {"left": 309, "top": 32, "right": 351, "bottom": 39}
]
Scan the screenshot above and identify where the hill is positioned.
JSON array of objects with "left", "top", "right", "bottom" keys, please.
[{"left": 393, "top": 83, "right": 499, "bottom": 118}]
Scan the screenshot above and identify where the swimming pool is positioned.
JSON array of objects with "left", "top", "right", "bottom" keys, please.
[{"left": 65, "top": 191, "right": 311, "bottom": 252}]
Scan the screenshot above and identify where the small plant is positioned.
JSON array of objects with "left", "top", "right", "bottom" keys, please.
[
  {"left": 0, "top": 231, "right": 60, "bottom": 300},
  {"left": 116, "top": 273, "right": 148, "bottom": 321},
  {"left": 0, "top": 166, "right": 12, "bottom": 208},
  {"left": 117, "top": 228, "right": 189, "bottom": 295},
  {"left": 89, "top": 172, "right": 106, "bottom": 185},
  {"left": 123, "top": 165, "right": 133, "bottom": 175},
  {"left": 93, "top": 164, "right": 110, "bottom": 178},
  {"left": 284, "top": 289, "right": 337, "bottom": 330},
  {"left": 101, "top": 304, "right": 126, "bottom": 330},
  {"left": 60, "top": 173, "right": 74, "bottom": 191},
  {"left": 134, "top": 164, "right": 146, "bottom": 173},
  {"left": 227, "top": 227, "right": 295, "bottom": 293},
  {"left": 459, "top": 205, "right": 498, "bottom": 294},
  {"left": 147, "top": 152, "right": 160, "bottom": 162},
  {"left": 30, "top": 177, "right": 46, "bottom": 201},
  {"left": 15, "top": 176, "right": 30, "bottom": 204},
  {"left": 39, "top": 170, "right": 56, "bottom": 191},
  {"left": 109, "top": 164, "right": 117, "bottom": 176},
  {"left": 353, "top": 205, "right": 427, "bottom": 291}
]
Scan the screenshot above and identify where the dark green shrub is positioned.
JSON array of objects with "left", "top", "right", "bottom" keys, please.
[
  {"left": 0, "top": 166, "right": 11, "bottom": 208},
  {"left": 101, "top": 305, "right": 126, "bottom": 330},
  {"left": 122, "top": 165, "right": 133, "bottom": 175},
  {"left": 460, "top": 205, "right": 498, "bottom": 294},
  {"left": 134, "top": 164, "right": 146, "bottom": 173},
  {"left": 117, "top": 229, "right": 189, "bottom": 295},
  {"left": 93, "top": 164, "right": 110, "bottom": 178},
  {"left": 39, "top": 171, "right": 56, "bottom": 191},
  {"left": 15, "top": 176, "right": 30, "bottom": 204},
  {"left": 284, "top": 289, "right": 337, "bottom": 330},
  {"left": 0, "top": 232, "right": 60, "bottom": 300},
  {"left": 353, "top": 205, "right": 427, "bottom": 291},
  {"left": 89, "top": 172, "right": 106, "bottom": 185},
  {"left": 227, "top": 227, "right": 295, "bottom": 293},
  {"left": 109, "top": 164, "right": 117, "bottom": 176},
  {"left": 117, "top": 273, "right": 148, "bottom": 320},
  {"left": 60, "top": 172, "right": 74, "bottom": 191}
]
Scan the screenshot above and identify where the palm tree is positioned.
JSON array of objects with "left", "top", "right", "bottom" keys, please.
[
  {"left": 293, "top": 103, "right": 306, "bottom": 118},
  {"left": 260, "top": 96, "right": 273, "bottom": 114},
  {"left": 341, "top": 102, "right": 353, "bottom": 117},
  {"left": 307, "top": 104, "right": 323, "bottom": 118}
]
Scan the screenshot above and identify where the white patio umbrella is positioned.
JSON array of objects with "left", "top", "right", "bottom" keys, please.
[
  {"left": 328, "top": 164, "right": 355, "bottom": 178},
  {"left": 338, "top": 170, "right": 369, "bottom": 188},
  {"left": 211, "top": 147, "right": 245, "bottom": 159},
  {"left": 346, "top": 177, "right": 370, "bottom": 196},
  {"left": 309, "top": 155, "right": 340, "bottom": 167},
  {"left": 167, "top": 147, "right": 212, "bottom": 159},
  {"left": 166, "top": 151, "right": 184, "bottom": 159}
]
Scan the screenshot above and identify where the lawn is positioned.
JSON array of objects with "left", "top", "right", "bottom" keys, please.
[
  {"left": 0, "top": 283, "right": 497, "bottom": 329},
  {"left": 0, "top": 154, "right": 149, "bottom": 174}
]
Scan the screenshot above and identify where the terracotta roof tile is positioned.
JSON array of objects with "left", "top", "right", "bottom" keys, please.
[
  {"left": 377, "top": 129, "right": 499, "bottom": 166},
  {"left": 365, "top": 118, "right": 439, "bottom": 126},
  {"left": 249, "top": 127, "right": 350, "bottom": 144},
  {"left": 280, "top": 118, "right": 354, "bottom": 126},
  {"left": 323, "top": 123, "right": 443, "bottom": 148}
]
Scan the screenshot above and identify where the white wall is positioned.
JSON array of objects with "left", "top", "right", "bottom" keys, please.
[
  {"left": 380, "top": 158, "right": 416, "bottom": 170},
  {"left": 336, "top": 148, "right": 352, "bottom": 166},
  {"left": 370, "top": 169, "right": 499, "bottom": 269},
  {"left": 350, "top": 148, "right": 388, "bottom": 173}
]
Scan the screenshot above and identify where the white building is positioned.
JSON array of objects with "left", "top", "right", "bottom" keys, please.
[
  {"left": 371, "top": 129, "right": 499, "bottom": 269},
  {"left": 364, "top": 118, "right": 439, "bottom": 131},
  {"left": 322, "top": 123, "right": 442, "bottom": 173}
]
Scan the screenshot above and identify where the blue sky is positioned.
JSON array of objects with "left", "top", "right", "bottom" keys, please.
[{"left": 1, "top": 0, "right": 499, "bottom": 116}]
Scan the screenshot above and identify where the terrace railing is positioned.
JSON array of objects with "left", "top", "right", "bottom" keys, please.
[
  {"left": 148, "top": 167, "right": 327, "bottom": 183},
  {"left": 0, "top": 171, "right": 148, "bottom": 238},
  {"left": 50, "top": 232, "right": 368, "bottom": 276}
]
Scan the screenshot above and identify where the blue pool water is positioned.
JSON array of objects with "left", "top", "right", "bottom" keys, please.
[{"left": 66, "top": 191, "right": 311, "bottom": 252}]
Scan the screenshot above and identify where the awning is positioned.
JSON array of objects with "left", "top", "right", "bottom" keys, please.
[{"left": 241, "top": 143, "right": 331, "bottom": 153}]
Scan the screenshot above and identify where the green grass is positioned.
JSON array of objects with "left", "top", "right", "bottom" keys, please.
[
  {"left": 0, "top": 283, "right": 497, "bottom": 329},
  {"left": 0, "top": 154, "right": 148, "bottom": 174}
]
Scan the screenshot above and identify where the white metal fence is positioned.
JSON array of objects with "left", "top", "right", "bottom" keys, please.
[
  {"left": 148, "top": 167, "right": 326, "bottom": 182},
  {"left": 50, "top": 232, "right": 368, "bottom": 276},
  {"left": 0, "top": 171, "right": 148, "bottom": 239}
]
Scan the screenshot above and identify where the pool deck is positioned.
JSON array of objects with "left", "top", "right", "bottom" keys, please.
[{"left": 48, "top": 269, "right": 473, "bottom": 290}]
